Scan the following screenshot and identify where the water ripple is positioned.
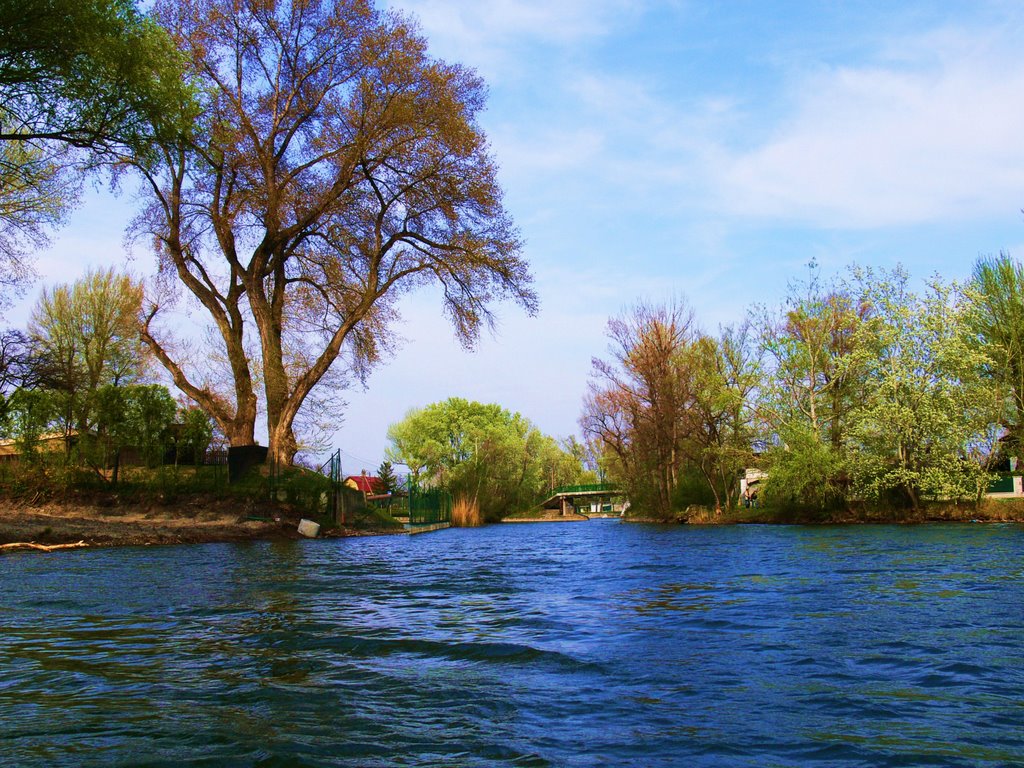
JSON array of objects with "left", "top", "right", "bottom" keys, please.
[{"left": 1, "top": 521, "right": 1023, "bottom": 766}]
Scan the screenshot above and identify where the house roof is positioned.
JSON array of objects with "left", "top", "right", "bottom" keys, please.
[{"left": 345, "top": 475, "right": 384, "bottom": 493}]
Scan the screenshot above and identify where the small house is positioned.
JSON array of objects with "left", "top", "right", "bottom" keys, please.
[
  {"left": 0, "top": 432, "right": 76, "bottom": 462},
  {"left": 345, "top": 472, "right": 385, "bottom": 497}
]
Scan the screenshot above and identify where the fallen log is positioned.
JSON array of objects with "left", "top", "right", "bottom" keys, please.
[{"left": 0, "top": 540, "right": 88, "bottom": 553}]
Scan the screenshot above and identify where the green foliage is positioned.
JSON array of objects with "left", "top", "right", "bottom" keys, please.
[
  {"left": 754, "top": 263, "right": 869, "bottom": 510},
  {"left": 29, "top": 268, "right": 147, "bottom": 441},
  {"left": 376, "top": 460, "right": 399, "bottom": 495},
  {"left": 967, "top": 253, "right": 1024, "bottom": 457},
  {"left": 175, "top": 406, "right": 213, "bottom": 465},
  {"left": 760, "top": 425, "right": 847, "bottom": 514},
  {"left": 584, "top": 262, "right": 1007, "bottom": 519},
  {"left": 0, "top": 0, "right": 196, "bottom": 150},
  {"left": 845, "top": 269, "right": 995, "bottom": 510},
  {"left": 687, "top": 326, "right": 759, "bottom": 510},
  {"left": 125, "top": 385, "right": 177, "bottom": 466},
  {"left": 0, "top": 0, "right": 196, "bottom": 290},
  {"left": 348, "top": 506, "right": 404, "bottom": 531},
  {"left": 387, "top": 398, "right": 587, "bottom": 521},
  {"left": 672, "top": 463, "right": 718, "bottom": 509},
  {"left": 3, "top": 387, "right": 56, "bottom": 458}
]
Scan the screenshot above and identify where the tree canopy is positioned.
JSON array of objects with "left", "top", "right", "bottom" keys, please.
[
  {"left": 581, "top": 262, "right": 1013, "bottom": 519},
  {"left": 0, "top": 0, "right": 194, "bottom": 150},
  {"left": 387, "top": 398, "right": 587, "bottom": 521},
  {"left": 581, "top": 300, "right": 757, "bottom": 518},
  {"left": 0, "top": 0, "right": 195, "bottom": 300},
  {"left": 753, "top": 266, "right": 869, "bottom": 511},
  {"left": 27, "top": 268, "right": 147, "bottom": 448},
  {"left": 968, "top": 253, "right": 1024, "bottom": 457},
  {"left": 136, "top": 0, "right": 535, "bottom": 464},
  {"left": 845, "top": 268, "right": 994, "bottom": 512}
]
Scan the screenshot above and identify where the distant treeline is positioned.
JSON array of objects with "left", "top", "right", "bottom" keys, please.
[
  {"left": 580, "top": 257, "right": 1024, "bottom": 520},
  {"left": 0, "top": 269, "right": 213, "bottom": 489}
]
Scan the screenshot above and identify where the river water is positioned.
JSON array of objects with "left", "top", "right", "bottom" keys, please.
[{"left": 2, "top": 520, "right": 1023, "bottom": 767}]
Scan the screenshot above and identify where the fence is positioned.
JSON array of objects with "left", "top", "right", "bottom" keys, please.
[{"left": 408, "top": 485, "right": 452, "bottom": 525}]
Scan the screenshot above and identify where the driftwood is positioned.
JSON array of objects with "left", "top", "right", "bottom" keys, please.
[{"left": 0, "top": 540, "right": 88, "bottom": 553}]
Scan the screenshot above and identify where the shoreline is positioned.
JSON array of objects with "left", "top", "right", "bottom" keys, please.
[
  {"left": 0, "top": 496, "right": 401, "bottom": 551},
  {"left": 504, "top": 499, "right": 1024, "bottom": 526},
  {"left": 5, "top": 496, "right": 1024, "bottom": 553}
]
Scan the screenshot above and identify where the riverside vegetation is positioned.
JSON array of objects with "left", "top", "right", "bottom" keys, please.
[
  {"left": 581, "top": 258, "right": 1024, "bottom": 523},
  {"left": 5, "top": 258, "right": 1024, "bottom": 532},
  {"left": 2, "top": 1, "right": 1024, "bottom": 529}
]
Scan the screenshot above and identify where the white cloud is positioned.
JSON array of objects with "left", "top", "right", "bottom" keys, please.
[
  {"left": 713, "top": 28, "right": 1024, "bottom": 228},
  {"left": 477, "top": 13, "right": 1024, "bottom": 233},
  {"left": 389, "top": 0, "right": 639, "bottom": 79}
]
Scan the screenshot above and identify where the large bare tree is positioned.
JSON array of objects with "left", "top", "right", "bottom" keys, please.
[{"left": 133, "top": 0, "right": 535, "bottom": 464}]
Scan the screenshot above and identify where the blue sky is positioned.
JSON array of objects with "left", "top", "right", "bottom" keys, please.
[{"left": 10, "top": 0, "right": 1024, "bottom": 472}]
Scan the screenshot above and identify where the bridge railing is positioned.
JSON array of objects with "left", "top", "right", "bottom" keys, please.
[{"left": 549, "top": 483, "right": 621, "bottom": 496}]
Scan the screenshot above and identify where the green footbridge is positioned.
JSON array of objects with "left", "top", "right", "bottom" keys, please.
[{"left": 541, "top": 483, "right": 624, "bottom": 515}]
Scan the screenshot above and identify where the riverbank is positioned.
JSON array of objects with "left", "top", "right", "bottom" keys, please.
[
  {"left": 0, "top": 494, "right": 402, "bottom": 549},
  {"left": 7, "top": 494, "right": 1023, "bottom": 551},
  {"left": 504, "top": 509, "right": 591, "bottom": 522},
  {"left": 658, "top": 498, "right": 1024, "bottom": 525}
]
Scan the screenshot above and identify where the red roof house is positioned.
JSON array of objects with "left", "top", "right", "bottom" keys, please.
[{"left": 345, "top": 474, "right": 384, "bottom": 495}]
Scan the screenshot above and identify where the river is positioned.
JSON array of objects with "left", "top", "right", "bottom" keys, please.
[{"left": 1, "top": 520, "right": 1022, "bottom": 767}]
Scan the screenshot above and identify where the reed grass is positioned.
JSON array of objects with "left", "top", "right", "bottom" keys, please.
[{"left": 451, "top": 495, "right": 483, "bottom": 527}]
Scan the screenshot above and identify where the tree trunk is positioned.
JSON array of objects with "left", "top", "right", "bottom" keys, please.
[
  {"left": 267, "top": 422, "right": 297, "bottom": 467},
  {"left": 905, "top": 483, "right": 921, "bottom": 515}
]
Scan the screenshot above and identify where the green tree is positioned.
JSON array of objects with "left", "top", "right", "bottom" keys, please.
[
  {"left": 0, "top": 0, "right": 194, "bottom": 294},
  {"left": 93, "top": 384, "right": 131, "bottom": 482},
  {"left": 377, "top": 460, "right": 399, "bottom": 496},
  {"left": 686, "top": 325, "right": 759, "bottom": 511},
  {"left": 967, "top": 253, "right": 1024, "bottom": 460},
  {"left": 28, "top": 268, "right": 147, "bottom": 451},
  {"left": 126, "top": 384, "right": 177, "bottom": 467},
  {"left": 0, "top": 0, "right": 194, "bottom": 149},
  {"left": 755, "top": 265, "right": 869, "bottom": 511},
  {"left": 387, "top": 398, "right": 579, "bottom": 521},
  {"left": 175, "top": 405, "right": 213, "bottom": 466},
  {"left": 134, "top": 0, "right": 535, "bottom": 466},
  {"left": 846, "top": 268, "right": 995, "bottom": 513},
  {"left": 3, "top": 387, "right": 55, "bottom": 459},
  {"left": 94, "top": 384, "right": 177, "bottom": 482}
]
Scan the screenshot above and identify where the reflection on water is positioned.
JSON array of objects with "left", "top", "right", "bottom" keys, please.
[{"left": 2, "top": 522, "right": 1023, "bottom": 766}]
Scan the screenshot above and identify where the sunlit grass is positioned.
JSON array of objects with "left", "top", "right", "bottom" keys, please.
[{"left": 451, "top": 495, "right": 483, "bottom": 527}]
